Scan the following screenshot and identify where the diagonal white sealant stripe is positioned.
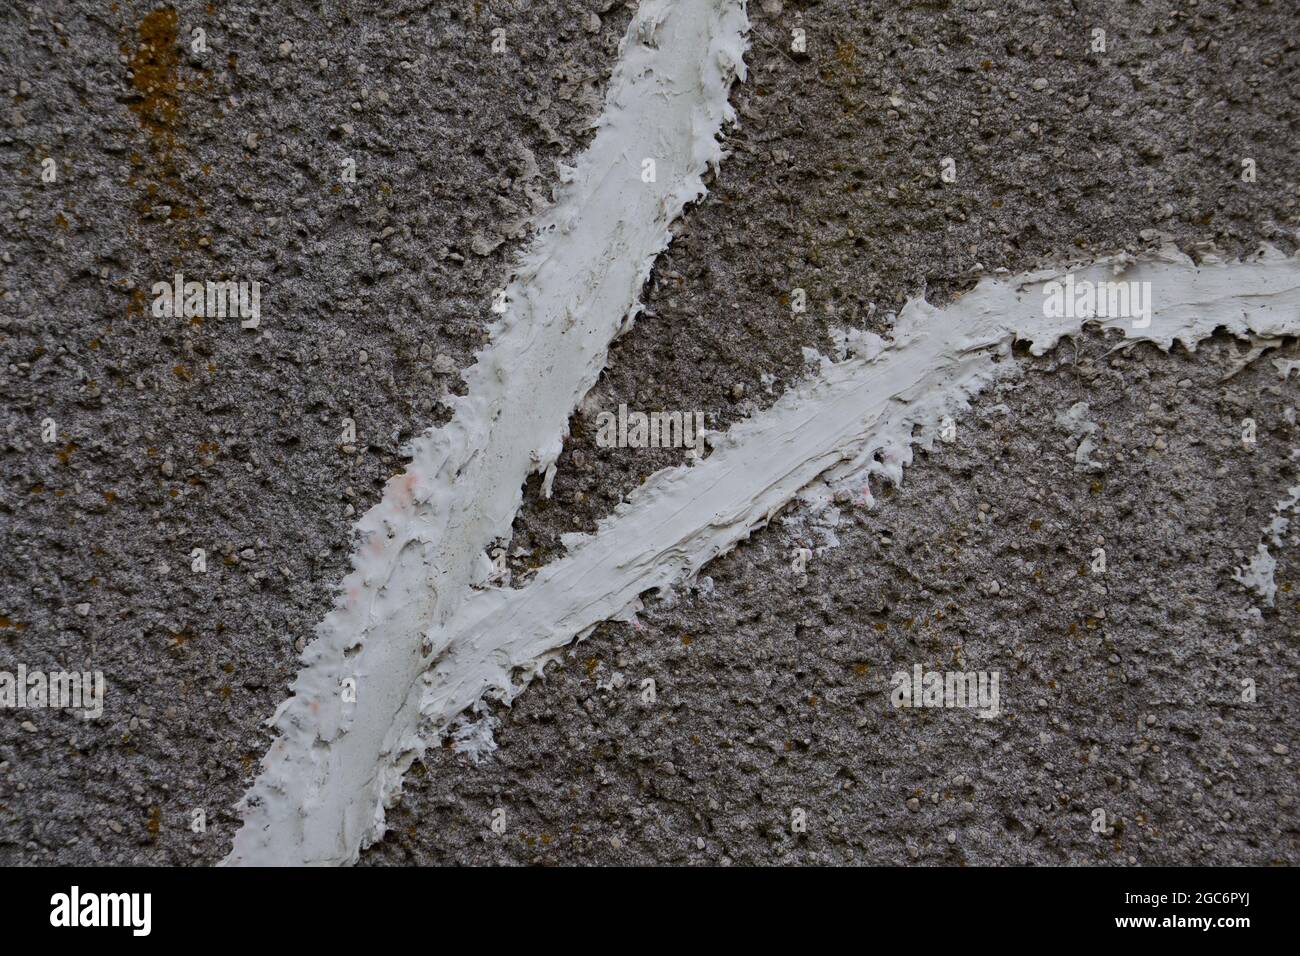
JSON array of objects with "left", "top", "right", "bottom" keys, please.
[
  {"left": 225, "top": 0, "right": 750, "bottom": 866},
  {"left": 415, "top": 247, "right": 1300, "bottom": 739}
]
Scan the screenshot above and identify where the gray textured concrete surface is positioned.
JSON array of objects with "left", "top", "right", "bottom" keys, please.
[{"left": 1, "top": 0, "right": 1297, "bottom": 865}]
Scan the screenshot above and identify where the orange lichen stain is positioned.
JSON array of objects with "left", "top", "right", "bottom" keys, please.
[
  {"left": 852, "top": 663, "right": 869, "bottom": 676},
  {"left": 219, "top": 685, "right": 232, "bottom": 700},
  {"left": 680, "top": 634, "right": 693, "bottom": 646},
  {"left": 808, "top": 695, "right": 818, "bottom": 707},
  {"left": 55, "top": 442, "right": 77, "bottom": 464},
  {"left": 173, "top": 364, "right": 190, "bottom": 380},
  {"left": 584, "top": 656, "right": 599, "bottom": 677},
  {"left": 54, "top": 213, "right": 69, "bottom": 230},
  {"left": 197, "top": 440, "right": 219, "bottom": 456},
  {"left": 147, "top": 806, "right": 161, "bottom": 836},
  {"left": 127, "top": 288, "right": 146, "bottom": 319},
  {"left": 124, "top": 6, "right": 206, "bottom": 248},
  {"left": 873, "top": 622, "right": 887, "bottom": 632},
  {"left": 126, "top": 9, "right": 180, "bottom": 159},
  {"left": 1029, "top": 519, "right": 1041, "bottom": 530},
  {"left": 540, "top": 833, "right": 552, "bottom": 846},
  {"left": 30, "top": 483, "right": 44, "bottom": 495}
]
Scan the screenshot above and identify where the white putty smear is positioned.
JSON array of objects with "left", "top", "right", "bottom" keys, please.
[
  {"left": 224, "top": 0, "right": 750, "bottom": 866},
  {"left": 1235, "top": 545, "right": 1280, "bottom": 606},
  {"left": 420, "top": 247, "right": 1300, "bottom": 753},
  {"left": 1233, "top": 361, "right": 1300, "bottom": 606},
  {"left": 1234, "top": 479, "right": 1300, "bottom": 606},
  {"left": 1274, "top": 358, "right": 1300, "bottom": 381},
  {"left": 1055, "top": 401, "right": 1105, "bottom": 472}
]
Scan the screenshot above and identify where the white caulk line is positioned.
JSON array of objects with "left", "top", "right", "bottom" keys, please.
[
  {"left": 414, "top": 247, "right": 1300, "bottom": 737},
  {"left": 225, "top": 0, "right": 750, "bottom": 867}
]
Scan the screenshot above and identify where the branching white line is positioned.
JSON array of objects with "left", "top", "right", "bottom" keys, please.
[
  {"left": 416, "top": 248, "right": 1300, "bottom": 737},
  {"left": 225, "top": 0, "right": 750, "bottom": 866}
]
